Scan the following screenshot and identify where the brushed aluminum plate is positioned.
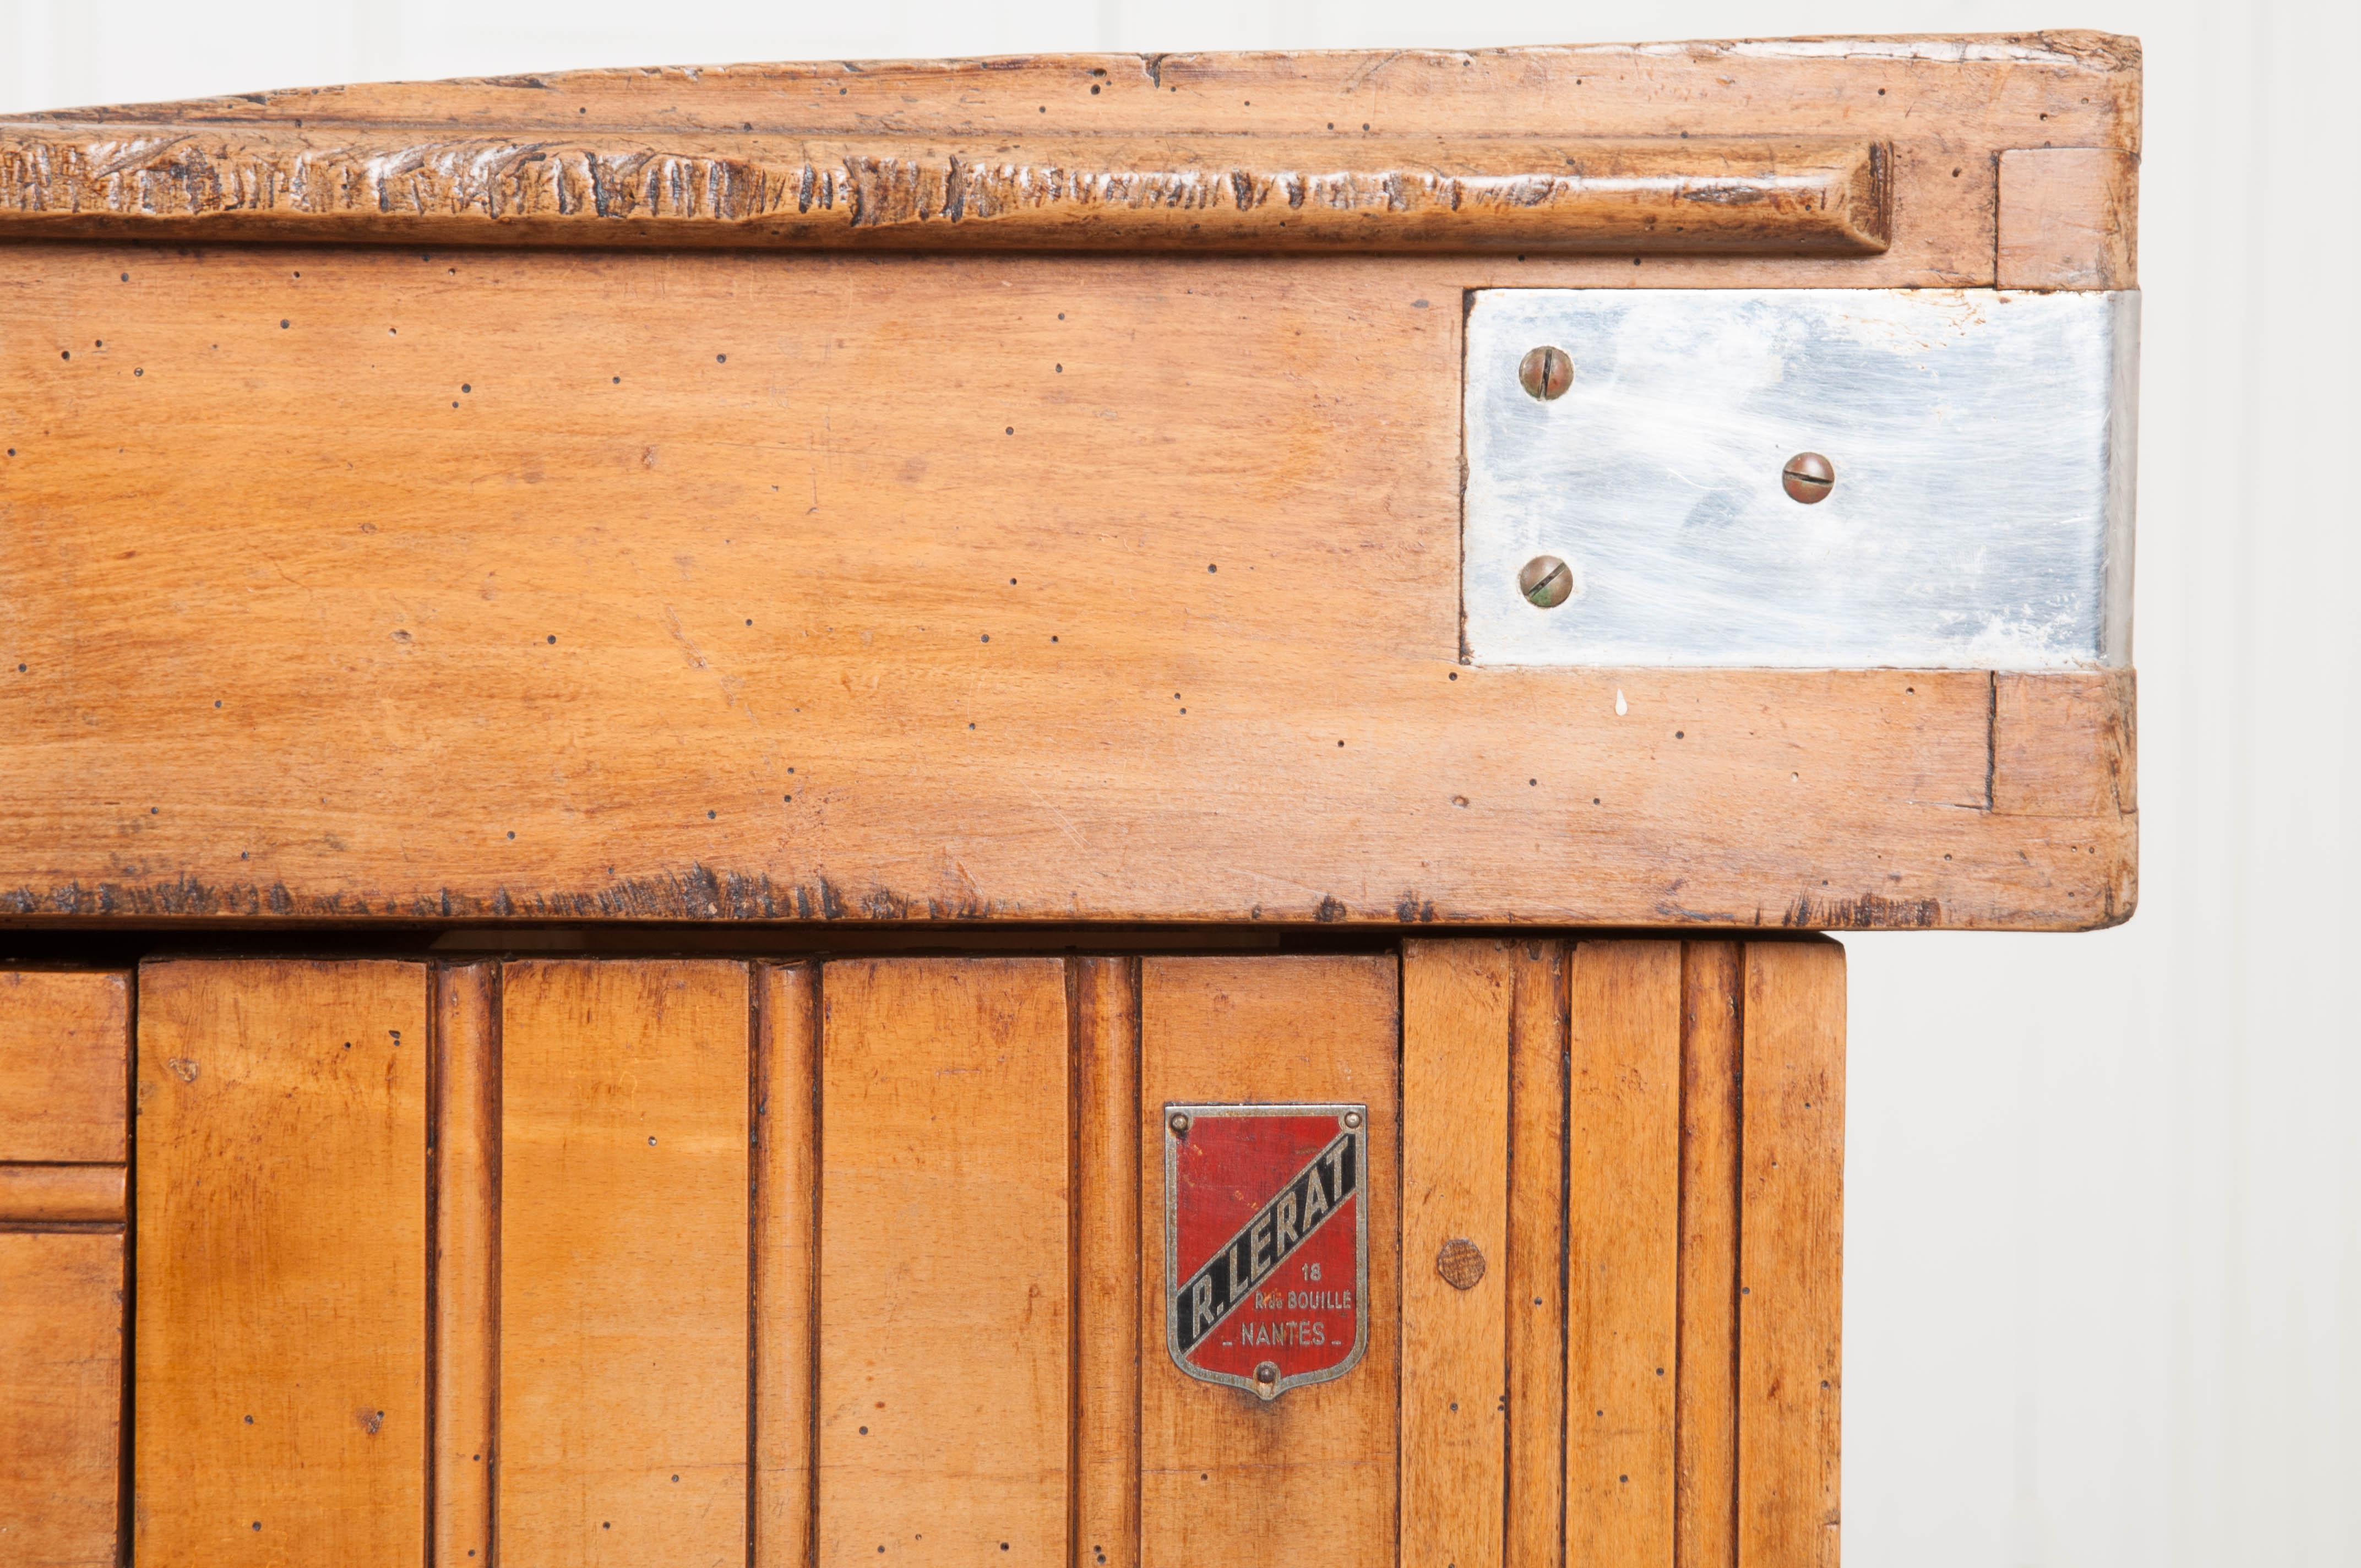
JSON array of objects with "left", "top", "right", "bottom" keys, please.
[{"left": 1462, "top": 288, "right": 2138, "bottom": 668}]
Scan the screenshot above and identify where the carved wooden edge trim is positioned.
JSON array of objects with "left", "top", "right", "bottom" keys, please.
[
  {"left": 0, "top": 130, "right": 1887, "bottom": 253},
  {"left": 0, "top": 1163, "right": 127, "bottom": 1224}
]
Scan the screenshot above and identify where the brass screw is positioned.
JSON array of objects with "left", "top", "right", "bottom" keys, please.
[
  {"left": 1517, "top": 345, "right": 1573, "bottom": 401},
  {"left": 1519, "top": 555, "right": 1575, "bottom": 609},
  {"left": 1781, "top": 451, "right": 1835, "bottom": 504},
  {"left": 1254, "top": 1361, "right": 1281, "bottom": 1400},
  {"left": 1168, "top": 1111, "right": 1190, "bottom": 1136}
]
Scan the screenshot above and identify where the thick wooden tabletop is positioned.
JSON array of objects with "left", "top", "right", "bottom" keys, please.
[{"left": 0, "top": 35, "right": 2139, "bottom": 928}]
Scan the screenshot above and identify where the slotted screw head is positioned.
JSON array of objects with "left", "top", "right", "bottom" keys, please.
[
  {"left": 1517, "top": 345, "right": 1573, "bottom": 401},
  {"left": 1782, "top": 451, "right": 1835, "bottom": 503},
  {"left": 1519, "top": 555, "right": 1575, "bottom": 609}
]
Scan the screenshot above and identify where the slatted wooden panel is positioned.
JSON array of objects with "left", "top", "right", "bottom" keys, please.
[
  {"left": 816, "top": 958, "right": 1071, "bottom": 1568},
  {"left": 1679, "top": 944, "right": 1746, "bottom": 1568},
  {"left": 755, "top": 962, "right": 821, "bottom": 1568},
  {"left": 1565, "top": 943, "right": 1684, "bottom": 1568},
  {"left": 134, "top": 959, "right": 429, "bottom": 1567},
  {"left": 1139, "top": 955, "right": 1400, "bottom": 1568},
  {"left": 0, "top": 970, "right": 129, "bottom": 1162},
  {"left": 1073, "top": 957, "right": 1141, "bottom": 1568},
  {"left": 1401, "top": 940, "right": 1514, "bottom": 1568},
  {"left": 1738, "top": 945, "right": 1846, "bottom": 1568},
  {"left": 432, "top": 963, "right": 500, "bottom": 1568},
  {"left": 499, "top": 959, "right": 751, "bottom": 1566},
  {"left": 0, "top": 1232, "right": 123, "bottom": 1568},
  {"left": 1505, "top": 943, "right": 1568, "bottom": 1568}
]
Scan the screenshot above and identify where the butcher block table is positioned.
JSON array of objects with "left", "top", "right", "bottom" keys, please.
[{"left": 0, "top": 31, "right": 2139, "bottom": 1568}]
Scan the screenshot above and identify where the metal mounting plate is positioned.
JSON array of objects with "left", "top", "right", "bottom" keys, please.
[{"left": 1462, "top": 288, "right": 2138, "bottom": 669}]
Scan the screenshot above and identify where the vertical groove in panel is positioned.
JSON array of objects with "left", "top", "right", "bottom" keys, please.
[
  {"left": 817, "top": 959, "right": 1071, "bottom": 1568},
  {"left": 433, "top": 962, "right": 501, "bottom": 1568},
  {"left": 1737, "top": 943, "right": 1845, "bottom": 1568},
  {"left": 1401, "top": 940, "right": 1513, "bottom": 1568},
  {"left": 1071, "top": 957, "right": 1140, "bottom": 1568},
  {"left": 1137, "top": 955, "right": 1401, "bottom": 1568},
  {"left": 1565, "top": 941, "right": 1682, "bottom": 1568},
  {"left": 754, "top": 963, "right": 820, "bottom": 1568},
  {"left": 499, "top": 960, "right": 751, "bottom": 1568},
  {"left": 135, "top": 959, "right": 430, "bottom": 1567},
  {"left": 1505, "top": 942, "right": 1567, "bottom": 1568},
  {"left": 1676, "top": 945, "right": 1743, "bottom": 1568}
]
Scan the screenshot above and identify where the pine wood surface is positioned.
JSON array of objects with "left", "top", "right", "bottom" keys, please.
[
  {"left": 1073, "top": 957, "right": 1143, "bottom": 1568},
  {"left": 816, "top": 958, "right": 1072, "bottom": 1568},
  {"left": 1998, "top": 146, "right": 2140, "bottom": 288},
  {"left": 132, "top": 959, "right": 429, "bottom": 1567},
  {"left": 498, "top": 959, "right": 751, "bottom": 1567},
  {"left": 1737, "top": 945, "right": 1846, "bottom": 1568},
  {"left": 0, "top": 971, "right": 129, "bottom": 1162},
  {"left": 0, "top": 1232, "right": 123, "bottom": 1568},
  {"left": 431, "top": 963, "right": 499, "bottom": 1568},
  {"left": 1504, "top": 943, "right": 1568, "bottom": 1568},
  {"left": 754, "top": 962, "right": 820, "bottom": 1568},
  {"left": 1565, "top": 943, "right": 1684, "bottom": 1567},
  {"left": 1677, "top": 944, "right": 1745, "bottom": 1568},
  {"left": 1401, "top": 940, "right": 1513, "bottom": 1568},
  {"left": 0, "top": 240, "right": 2134, "bottom": 929},
  {"left": 1138, "top": 955, "right": 1400, "bottom": 1568}
]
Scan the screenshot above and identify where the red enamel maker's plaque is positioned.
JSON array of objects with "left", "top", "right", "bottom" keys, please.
[{"left": 1163, "top": 1102, "right": 1369, "bottom": 1401}]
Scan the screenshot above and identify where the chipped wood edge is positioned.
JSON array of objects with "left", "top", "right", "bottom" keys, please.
[{"left": 0, "top": 131, "right": 1888, "bottom": 253}]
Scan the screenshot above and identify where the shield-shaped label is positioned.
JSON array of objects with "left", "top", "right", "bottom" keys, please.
[{"left": 1164, "top": 1101, "right": 1368, "bottom": 1401}]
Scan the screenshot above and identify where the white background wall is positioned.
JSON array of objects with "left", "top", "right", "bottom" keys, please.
[{"left": 6, "top": 2, "right": 2354, "bottom": 1562}]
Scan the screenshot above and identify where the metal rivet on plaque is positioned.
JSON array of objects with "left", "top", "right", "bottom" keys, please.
[
  {"left": 1168, "top": 1112, "right": 1190, "bottom": 1136},
  {"left": 1342, "top": 1110, "right": 1363, "bottom": 1130},
  {"left": 1519, "top": 554, "right": 1575, "bottom": 609},
  {"left": 1435, "top": 1238, "right": 1487, "bottom": 1291},
  {"left": 1781, "top": 451, "right": 1835, "bottom": 503},
  {"left": 1517, "top": 345, "right": 1573, "bottom": 401},
  {"left": 1254, "top": 1361, "right": 1281, "bottom": 1400}
]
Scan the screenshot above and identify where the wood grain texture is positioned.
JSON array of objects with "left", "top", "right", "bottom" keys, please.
[
  {"left": 1566, "top": 942, "right": 1682, "bottom": 1568},
  {"left": 1678, "top": 945, "right": 1744, "bottom": 1568},
  {"left": 0, "top": 129, "right": 1887, "bottom": 254},
  {"left": 816, "top": 958, "right": 1070, "bottom": 1568},
  {"left": 432, "top": 963, "right": 499, "bottom": 1568},
  {"left": 1505, "top": 943, "right": 1566, "bottom": 1568},
  {"left": 134, "top": 959, "right": 428, "bottom": 1568},
  {"left": 0, "top": 971, "right": 128, "bottom": 1163},
  {"left": 754, "top": 962, "right": 819, "bottom": 1568},
  {"left": 1139, "top": 956, "right": 1399, "bottom": 1568},
  {"left": 0, "top": 1163, "right": 124, "bottom": 1223},
  {"left": 0, "top": 1231, "right": 122, "bottom": 1568},
  {"left": 1737, "top": 944, "right": 1845, "bottom": 1568},
  {"left": 1994, "top": 668, "right": 2137, "bottom": 819},
  {"left": 0, "top": 34, "right": 2138, "bottom": 283},
  {"left": 1401, "top": 940, "right": 1513, "bottom": 1568},
  {"left": 0, "top": 239, "right": 2134, "bottom": 931},
  {"left": 499, "top": 960, "right": 750, "bottom": 1568},
  {"left": 1073, "top": 957, "right": 1140, "bottom": 1568},
  {"left": 1997, "top": 147, "right": 2139, "bottom": 288}
]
